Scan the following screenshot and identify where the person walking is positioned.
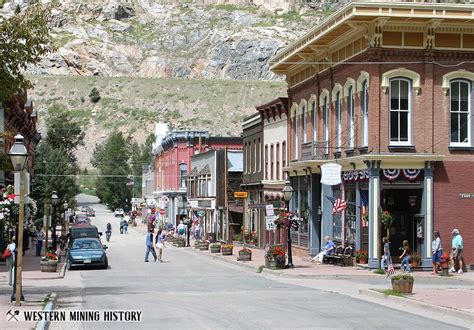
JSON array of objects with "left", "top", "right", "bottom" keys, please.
[
  {"left": 449, "top": 229, "right": 464, "bottom": 274},
  {"left": 155, "top": 229, "right": 165, "bottom": 262},
  {"left": 144, "top": 229, "right": 157, "bottom": 262},
  {"left": 194, "top": 222, "right": 201, "bottom": 240},
  {"left": 35, "top": 228, "right": 45, "bottom": 257},
  {"left": 123, "top": 219, "right": 128, "bottom": 234},
  {"left": 120, "top": 217, "right": 124, "bottom": 234},
  {"left": 177, "top": 220, "right": 185, "bottom": 238},
  {"left": 399, "top": 240, "right": 411, "bottom": 272},
  {"left": 380, "top": 237, "right": 391, "bottom": 270},
  {"left": 431, "top": 230, "right": 442, "bottom": 275},
  {"left": 3, "top": 237, "right": 16, "bottom": 286}
]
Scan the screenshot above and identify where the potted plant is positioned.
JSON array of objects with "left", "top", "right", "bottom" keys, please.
[
  {"left": 210, "top": 243, "right": 221, "bottom": 253},
  {"left": 381, "top": 211, "right": 393, "bottom": 239},
  {"left": 265, "top": 244, "right": 287, "bottom": 269},
  {"left": 355, "top": 250, "right": 368, "bottom": 264},
  {"left": 391, "top": 273, "right": 414, "bottom": 294},
  {"left": 194, "top": 239, "right": 204, "bottom": 249},
  {"left": 41, "top": 251, "right": 59, "bottom": 272},
  {"left": 221, "top": 244, "right": 233, "bottom": 255},
  {"left": 410, "top": 253, "right": 421, "bottom": 267},
  {"left": 198, "top": 240, "right": 209, "bottom": 251},
  {"left": 237, "top": 247, "right": 252, "bottom": 261}
]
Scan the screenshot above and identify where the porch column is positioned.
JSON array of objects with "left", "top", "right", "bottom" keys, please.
[
  {"left": 321, "top": 184, "right": 333, "bottom": 249},
  {"left": 355, "top": 181, "right": 361, "bottom": 251},
  {"left": 422, "top": 162, "right": 435, "bottom": 268},
  {"left": 366, "top": 161, "right": 381, "bottom": 269},
  {"left": 309, "top": 174, "right": 321, "bottom": 255}
]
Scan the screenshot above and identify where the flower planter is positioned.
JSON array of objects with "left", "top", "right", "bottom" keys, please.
[
  {"left": 41, "top": 260, "right": 59, "bottom": 272},
  {"left": 410, "top": 260, "right": 420, "bottom": 268},
  {"left": 210, "top": 245, "right": 221, "bottom": 253},
  {"left": 266, "top": 258, "right": 286, "bottom": 269},
  {"left": 222, "top": 248, "right": 233, "bottom": 256},
  {"left": 391, "top": 279, "right": 414, "bottom": 294},
  {"left": 175, "top": 241, "right": 186, "bottom": 248},
  {"left": 358, "top": 257, "right": 367, "bottom": 264},
  {"left": 199, "top": 244, "right": 209, "bottom": 251},
  {"left": 238, "top": 252, "right": 251, "bottom": 261}
]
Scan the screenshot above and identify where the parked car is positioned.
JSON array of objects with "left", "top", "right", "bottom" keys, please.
[
  {"left": 86, "top": 207, "right": 95, "bottom": 217},
  {"left": 75, "top": 213, "right": 91, "bottom": 225},
  {"left": 69, "top": 224, "right": 101, "bottom": 247},
  {"left": 114, "top": 208, "right": 124, "bottom": 217},
  {"left": 67, "top": 237, "right": 108, "bottom": 270}
]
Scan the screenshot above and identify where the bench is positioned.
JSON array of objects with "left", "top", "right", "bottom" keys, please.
[{"left": 324, "top": 245, "right": 354, "bottom": 266}]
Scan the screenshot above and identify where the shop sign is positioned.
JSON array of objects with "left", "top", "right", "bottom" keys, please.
[
  {"left": 459, "top": 193, "right": 474, "bottom": 199},
  {"left": 266, "top": 205, "right": 274, "bottom": 216},
  {"left": 248, "top": 203, "right": 266, "bottom": 209},
  {"left": 234, "top": 192, "right": 248, "bottom": 198},
  {"left": 265, "top": 216, "right": 277, "bottom": 230},
  {"left": 197, "top": 210, "right": 206, "bottom": 217},
  {"left": 198, "top": 200, "right": 212, "bottom": 208},
  {"left": 188, "top": 200, "right": 199, "bottom": 208},
  {"left": 320, "top": 163, "right": 342, "bottom": 186}
]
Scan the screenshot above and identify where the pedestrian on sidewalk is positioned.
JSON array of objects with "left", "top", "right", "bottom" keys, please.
[
  {"left": 120, "top": 217, "right": 124, "bottom": 234},
  {"left": 399, "top": 240, "right": 411, "bottom": 272},
  {"left": 449, "top": 229, "right": 464, "bottom": 274},
  {"left": 123, "top": 219, "right": 129, "bottom": 234},
  {"left": 145, "top": 229, "right": 157, "bottom": 262},
  {"left": 177, "top": 220, "right": 185, "bottom": 238},
  {"left": 431, "top": 230, "right": 442, "bottom": 275},
  {"left": 194, "top": 222, "right": 201, "bottom": 240},
  {"left": 380, "top": 237, "right": 391, "bottom": 270},
  {"left": 312, "top": 236, "right": 335, "bottom": 264},
  {"left": 35, "top": 228, "right": 45, "bottom": 256},
  {"left": 155, "top": 229, "right": 165, "bottom": 262},
  {"left": 3, "top": 237, "right": 16, "bottom": 286}
]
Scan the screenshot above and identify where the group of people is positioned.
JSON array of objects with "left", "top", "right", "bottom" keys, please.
[
  {"left": 310, "top": 229, "right": 464, "bottom": 274},
  {"left": 119, "top": 217, "right": 129, "bottom": 234},
  {"left": 145, "top": 229, "right": 166, "bottom": 263}
]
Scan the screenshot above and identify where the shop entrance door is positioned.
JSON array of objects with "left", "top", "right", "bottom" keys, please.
[{"left": 382, "top": 188, "right": 422, "bottom": 262}]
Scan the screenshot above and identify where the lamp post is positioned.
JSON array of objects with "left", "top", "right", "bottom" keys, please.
[
  {"left": 9, "top": 134, "right": 28, "bottom": 305},
  {"left": 51, "top": 191, "right": 58, "bottom": 250},
  {"left": 185, "top": 202, "right": 191, "bottom": 247},
  {"left": 63, "top": 201, "right": 68, "bottom": 243},
  {"left": 282, "top": 180, "right": 294, "bottom": 269}
]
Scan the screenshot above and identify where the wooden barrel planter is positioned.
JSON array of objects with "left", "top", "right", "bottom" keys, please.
[
  {"left": 222, "top": 248, "right": 233, "bottom": 256},
  {"left": 391, "top": 279, "right": 414, "bottom": 294},
  {"left": 266, "top": 258, "right": 286, "bottom": 269},
  {"left": 199, "top": 243, "right": 209, "bottom": 251},
  {"left": 175, "top": 240, "right": 186, "bottom": 248},
  {"left": 210, "top": 245, "right": 221, "bottom": 253},
  {"left": 41, "top": 260, "right": 59, "bottom": 272},
  {"left": 238, "top": 251, "right": 252, "bottom": 261}
]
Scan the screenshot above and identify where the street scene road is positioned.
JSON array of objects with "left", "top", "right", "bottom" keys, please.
[{"left": 38, "top": 195, "right": 466, "bottom": 329}]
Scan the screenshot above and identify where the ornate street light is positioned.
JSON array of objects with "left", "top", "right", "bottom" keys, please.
[
  {"left": 282, "top": 181, "right": 294, "bottom": 269},
  {"left": 51, "top": 191, "right": 59, "bottom": 249},
  {"left": 185, "top": 202, "right": 192, "bottom": 247},
  {"left": 63, "top": 201, "right": 69, "bottom": 240},
  {"left": 9, "top": 134, "right": 28, "bottom": 305}
]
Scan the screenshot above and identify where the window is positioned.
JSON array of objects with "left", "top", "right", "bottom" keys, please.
[
  {"left": 276, "top": 143, "right": 280, "bottom": 180},
  {"left": 253, "top": 139, "right": 257, "bottom": 173},
  {"left": 389, "top": 78, "right": 411, "bottom": 145},
  {"left": 270, "top": 144, "right": 274, "bottom": 180},
  {"left": 323, "top": 97, "right": 329, "bottom": 154},
  {"left": 450, "top": 80, "right": 471, "bottom": 146},
  {"left": 293, "top": 114, "right": 298, "bottom": 159},
  {"left": 302, "top": 104, "right": 307, "bottom": 143},
  {"left": 336, "top": 92, "right": 342, "bottom": 152},
  {"left": 347, "top": 86, "right": 355, "bottom": 149},
  {"left": 179, "top": 163, "right": 187, "bottom": 188},
  {"left": 361, "top": 80, "right": 369, "bottom": 147},
  {"left": 265, "top": 145, "right": 268, "bottom": 180},
  {"left": 282, "top": 141, "right": 286, "bottom": 169},
  {"left": 244, "top": 142, "right": 248, "bottom": 173},
  {"left": 312, "top": 101, "right": 317, "bottom": 141},
  {"left": 257, "top": 138, "right": 261, "bottom": 172}
]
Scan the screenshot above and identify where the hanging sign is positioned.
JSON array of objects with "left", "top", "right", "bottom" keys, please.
[
  {"left": 320, "top": 163, "right": 342, "bottom": 186},
  {"left": 265, "top": 216, "right": 277, "bottom": 230},
  {"left": 234, "top": 192, "right": 248, "bottom": 198},
  {"left": 266, "top": 205, "right": 274, "bottom": 216},
  {"left": 197, "top": 210, "right": 206, "bottom": 217}
]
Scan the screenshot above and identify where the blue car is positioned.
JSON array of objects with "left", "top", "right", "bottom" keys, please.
[{"left": 67, "top": 238, "right": 108, "bottom": 270}]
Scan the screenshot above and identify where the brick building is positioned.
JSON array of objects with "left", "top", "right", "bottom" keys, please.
[{"left": 269, "top": 1, "right": 474, "bottom": 267}]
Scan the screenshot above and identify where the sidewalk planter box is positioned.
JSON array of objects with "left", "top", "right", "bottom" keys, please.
[
  {"left": 41, "top": 260, "right": 59, "bottom": 272},
  {"left": 210, "top": 244, "right": 221, "bottom": 253},
  {"left": 222, "top": 248, "right": 233, "bottom": 256},
  {"left": 391, "top": 274, "right": 414, "bottom": 294},
  {"left": 237, "top": 248, "right": 252, "bottom": 261},
  {"left": 266, "top": 258, "right": 286, "bottom": 269},
  {"left": 174, "top": 239, "right": 186, "bottom": 248},
  {"left": 199, "top": 243, "right": 209, "bottom": 251}
]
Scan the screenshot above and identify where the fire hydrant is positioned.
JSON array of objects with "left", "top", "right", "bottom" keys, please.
[{"left": 440, "top": 252, "right": 450, "bottom": 276}]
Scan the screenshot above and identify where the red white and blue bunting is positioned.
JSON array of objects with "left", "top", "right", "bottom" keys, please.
[
  {"left": 403, "top": 169, "right": 421, "bottom": 181},
  {"left": 383, "top": 169, "right": 422, "bottom": 181},
  {"left": 383, "top": 169, "right": 400, "bottom": 181},
  {"left": 342, "top": 169, "right": 369, "bottom": 182}
]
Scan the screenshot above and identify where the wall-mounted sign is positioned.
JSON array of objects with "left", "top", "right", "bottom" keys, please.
[
  {"left": 266, "top": 205, "right": 274, "bottom": 216},
  {"left": 320, "top": 163, "right": 342, "bottom": 186},
  {"left": 234, "top": 192, "right": 248, "bottom": 198},
  {"left": 459, "top": 193, "right": 474, "bottom": 199},
  {"left": 248, "top": 203, "right": 266, "bottom": 209}
]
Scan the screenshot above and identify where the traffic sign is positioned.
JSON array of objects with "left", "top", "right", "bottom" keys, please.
[{"left": 159, "top": 208, "right": 166, "bottom": 215}]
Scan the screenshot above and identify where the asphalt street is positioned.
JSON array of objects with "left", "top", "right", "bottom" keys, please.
[{"left": 47, "top": 195, "right": 463, "bottom": 330}]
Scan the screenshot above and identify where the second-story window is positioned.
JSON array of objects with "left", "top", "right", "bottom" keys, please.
[
  {"left": 282, "top": 141, "right": 286, "bottom": 169},
  {"left": 265, "top": 145, "right": 268, "bottom": 180},
  {"left": 361, "top": 80, "right": 369, "bottom": 147},
  {"left": 253, "top": 139, "right": 257, "bottom": 173},
  {"left": 312, "top": 101, "right": 317, "bottom": 141},
  {"left": 179, "top": 163, "right": 187, "bottom": 188},
  {"left": 257, "top": 138, "right": 261, "bottom": 172},
  {"left": 389, "top": 78, "right": 411, "bottom": 145},
  {"left": 276, "top": 143, "right": 280, "bottom": 180},
  {"left": 450, "top": 80, "right": 471, "bottom": 146},
  {"left": 302, "top": 104, "right": 307, "bottom": 143},
  {"left": 347, "top": 86, "right": 355, "bottom": 149},
  {"left": 336, "top": 92, "right": 342, "bottom": 152},
  {"left": 323, "top": 96, "right": 329, "bottom": 155},
  {"left": 293, "top": 113, "right": 298, "bottom": 159},
  {"left": 270, "top": 144, "right": 274, "bottom": 180}
]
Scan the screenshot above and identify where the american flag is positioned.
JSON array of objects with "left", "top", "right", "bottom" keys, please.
[
  {"left": 326, "top": 195, "right": 347, "bottom": 214},
  {"left": 360, "top": 190, "right": 369, "bottom": 227},
  {"left": 386, "top": 258, "right": 396, "bottom": 277},
  {"left": 192, "top": 211, "right": 200, "bottom": 224}
]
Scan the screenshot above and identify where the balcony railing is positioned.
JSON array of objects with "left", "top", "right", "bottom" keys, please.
[{"left": 301, "top": 141, "right": 329, "bottom": 161}]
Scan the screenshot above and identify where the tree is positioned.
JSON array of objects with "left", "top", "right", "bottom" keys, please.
[
  {"left": 0, "top": 2, "right": 53, "bottom": 101},
  {"left": 92, "top": 132, "right": 132, "bottom": 211},
  {"left": 45, "top": 103, "right": 85, "bottom": 164}
]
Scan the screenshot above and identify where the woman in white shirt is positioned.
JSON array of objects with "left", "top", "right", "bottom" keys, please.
[
  {"left": 431, "top": 230, "right": 442, "bottom": 274},
  {"left": 6, "top": 237, "right": 16, "bottom": 286}
]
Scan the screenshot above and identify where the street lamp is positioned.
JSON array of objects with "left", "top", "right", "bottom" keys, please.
[
  {"left": 185, "top": 202, "right": 191, "bottom": 247},
  {"left": 51, "top": 191, "right": 58, "bottom": 249},
  {"left": 9, "top": 134, "right": 28, "bottom": 305},
  {"left": 282, "top": 181, "right": 294, "bottom": 269},
  {"left": 63, "top": 201, "right": 68, "bottom": 243}
]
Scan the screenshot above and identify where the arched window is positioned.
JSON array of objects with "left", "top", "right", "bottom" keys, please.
[
  {"left": 276, "top": 143, "right": 280, "bottom": 180},
  {"left": 450, "top": 80, "right": 471, "bottom": 146},
  {"left": 389, "top": 78, "right": 411, "bottom": 145},
  {"left": 265, "top": 145, "right": 268, "bottom": 180},
  {"left": 293, "top": 113, "right": 298, "bottom": 159},
  {"left": 312, "top": 101, "right": 317, "bottom": 141},
  {"left": 323, "top": 96, "right": 329, "bottom": 155},
  {"left": 347, "top": 86, "right": 355, "bottom": 149},
  {"left": 336, "top": 92, "right": 342, "bottom": 152},
  {"left": 361, "top": 80, "right": 369, "bottom": 147},
  {"left": 270, "top": 144, "right": 274, "bottom": 180},
  {"left": 302, "top": 104, "right": 307, "bottom": 143},
  {"left": 282, "top": 141, "right": 286, "bottom": 169}
]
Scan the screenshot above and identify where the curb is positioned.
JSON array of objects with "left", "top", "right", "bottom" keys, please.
[
  {"left": 36, "top": 292, "right": 57, "bottom": 330},
  {"left": 359, "top": 289, "right": 473, "bottom": 322}
]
